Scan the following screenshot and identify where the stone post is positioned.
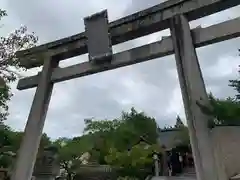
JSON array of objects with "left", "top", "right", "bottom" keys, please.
[
  {"left": 33, "top": 146, "right": 60, "bottom": 180},
  {"left": 161, "top": 148, "right": 169, "bottom": 176},
  {"left": 10, "top": 56, "right": 59, "bottom": 180},
  {"left": 170, "top": 14, "right": 218, "bottom": 180},
  {"left": 153, "top": 154, "right": 159, "bottom": 177}
]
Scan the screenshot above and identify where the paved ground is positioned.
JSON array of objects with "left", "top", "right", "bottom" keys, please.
[
  {"left": 167, "top": 177, "right": 196, "bottom": 180},
  {"left": 151, "top": 177, "right": 196, "bottom": 180},
  {"left": 151, "top": 175, "right": 196, "bottom": 180},
  {"left": 150, "top": 168, "right": 196, "bottom": 180}
]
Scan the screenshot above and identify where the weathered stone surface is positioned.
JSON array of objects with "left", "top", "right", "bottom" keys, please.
[
  {"left": 10, "top": 58, "right": 59, "bottom": 180},
  {"left": 74, "top": 165, "right": 116, "bottom": 180},
  {"left": 212, "top": 126, "right": 240, "bottom": 179},
  {"left": 16, "top": 0, "right": 240, "bottom": 68},
  {"left": 170, "top": 14, "right": 218, "bottom": 180},
  {"left": 84, "top": 10, "right": 112, "bottom": 64},
  {"left": 17, "top": 17, "right": 240, "bottom": 90},
  {"left": 33, "top": 146, "right": 60, "bottom": 177}
]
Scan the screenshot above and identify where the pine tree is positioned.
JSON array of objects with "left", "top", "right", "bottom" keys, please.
[{"left": 175, "top": 115, "right": 184, "bottom": 128}]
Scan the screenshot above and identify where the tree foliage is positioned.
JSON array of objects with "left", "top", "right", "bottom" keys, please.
[
  {"left": 0, "top": 9, "right": 38, "bottom": 121},
  {"left": 105, "top": 142, "right": 160, "bottom": 179},
  {"left": 206, "top": 95, "right": 240, "bottom": 128},
  {"left": 197, "top": 50, "right": 240, "bottom": 128},
  {"left": 174, "top": 116, "right": 184, "bottom": 128},
  {"left": 209, "top": 49, "right": 240, "bottom": 126},
  {"left": 84, "top": 118, "right": 121, "bottom": 134},
  {"left": 84, "top": 108, "right": 159, "bottom": 178},
  {"left": 0, "top": 124, "right": 51, "bottom": 168},
  {"left": 198, "top": 96, "right": 240, "bottom": 128},
  {"left": 53, "top": 135, "right": 95, "bottom": 179},
  {"left": 83, "top": 108, "right": 158, "bottom": 153},
  {"left": 229, "top": 50, "right": 240, "bottom": 101},
  {"left": 120, "top": 108, "right": 158, "bottom": 144},
  {"left": 51, "top": 108, "right": 159, "bottom": 179},
  {"left": 105, "top": 143, "right": 160, "bottom": 168}
]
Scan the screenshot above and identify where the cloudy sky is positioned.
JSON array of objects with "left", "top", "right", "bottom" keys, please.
[{"left": 0, "top": 0, "right": 239, "bottom": 139}]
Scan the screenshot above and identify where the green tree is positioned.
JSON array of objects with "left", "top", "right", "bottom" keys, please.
[
  {"left": 119, "top": 108, "right": 158, "bottom": 146},
  {"left": 198, "top": 94, "right": 240, "bottom": 128},
  {"left": 0, "top": 124, "right": 14, "bottom": 168},
  {"left": 105, "top": 143, "right": 160, "bottom": 168},
  {"left": 53, "top": 135, "right": 94, "bottom": 180},
  {"left": 230, "top": 71, "right": 240, "bottom": 100},
  {"left": 0, "top": 124, "right": 51, "bottom": 168},
  {"left": 84, "top": 118, "right": 122, "bottom": 134},
  {"left": 83, "top": 108, "right": 158, "bottom": 153},
  {"left": 229, "top": 50, "right": 240, "bottom": 101},
  {"left": 0, "top": 9, "right": 38, "bottom": 121},
  {"left": 84, "top": 119, "right": 121, "bottom": 164},
  {"left": 80, "top": 108, "right": 159, "bottom": 179},
  {"left": 53, "top": 108, "right": 159, "bottom": 179},
  {"left": 196, "top": 50, "right": 240, "bottom": 128},
  {"left": 54, "top": 138, "right": 78, "bottom": 180},
  {"left": 207, "top": 95, "right": 240, "bottom": 127},
  {"left": 105, "top": 142, "right": 161, "bottom": 178}
]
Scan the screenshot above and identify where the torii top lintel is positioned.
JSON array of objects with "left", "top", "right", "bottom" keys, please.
[{"left": 16, "top": 0, "right": 239, "bottom": 69}]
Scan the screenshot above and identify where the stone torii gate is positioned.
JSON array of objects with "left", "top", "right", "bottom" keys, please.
[{"left": 10, "top": 0, "right": 240, "bottom": 180}]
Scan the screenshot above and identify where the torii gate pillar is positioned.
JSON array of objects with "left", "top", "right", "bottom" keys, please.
[
  {"left": 170, "top": 14, "right": 218, "bottom": 180},
  {"left": 10, "top": 56, "right": 59, "bottom": 180}
]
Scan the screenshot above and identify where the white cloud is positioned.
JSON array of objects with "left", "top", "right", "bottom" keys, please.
[{"left": 205, "top": 55, "right": 239, "bottom": 78}]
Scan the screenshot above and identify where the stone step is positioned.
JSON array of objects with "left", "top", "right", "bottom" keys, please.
[
  {"left": 150, "top": 176, "right": 196, "bottom": 180},
  {"left": 148, "top": 168, "right": 197, "bottom": 180},
  {"left": 182, "top": 172, "right": 196, "bottom": 176},
  {"left": 182, "top": 168, "right": 196, "bottom": 176}
]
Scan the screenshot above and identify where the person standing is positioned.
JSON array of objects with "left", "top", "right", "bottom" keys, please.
[
  {"left": 179, "top": 153, "right": 183, "bottom": 173},
  {"left": 170, "top": 149, "right": 181, "bottom": 175}
]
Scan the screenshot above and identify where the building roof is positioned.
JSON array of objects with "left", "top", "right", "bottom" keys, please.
[
  {"left": 157, "top": 128, "right": 183, "bottom": 150},
  {"left": 127, "top": 135, "right": 152, "bottom": 151}
]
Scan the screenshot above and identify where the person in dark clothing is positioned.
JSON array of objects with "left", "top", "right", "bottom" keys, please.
[
  {"left": 182, "top": 153, "right": 187, "bottom": 168},
  {"left": 170, "top": 149, "right": 182, "bottom": 176},
  {"left": 167, "top": 151, "right": 172, "bottom": 176}
]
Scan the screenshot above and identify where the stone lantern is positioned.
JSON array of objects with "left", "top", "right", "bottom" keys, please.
[{"left": 33, "top": 146, "right": 60, "bottom": 180}]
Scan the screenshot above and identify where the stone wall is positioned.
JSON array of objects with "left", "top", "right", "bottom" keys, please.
[
  {"left": 211, "top": 126, "right": 240, "bottom": 179},
  {"left": 74, "top": 165, "right": 116, "bottom": 180}
]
